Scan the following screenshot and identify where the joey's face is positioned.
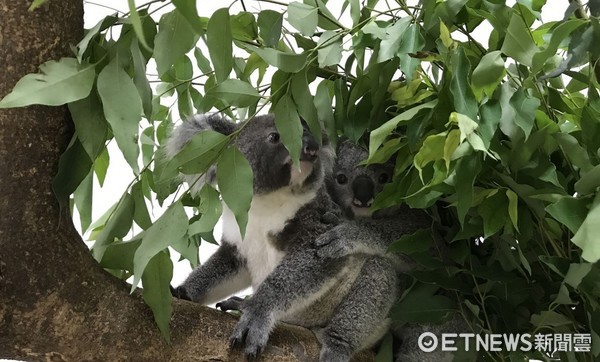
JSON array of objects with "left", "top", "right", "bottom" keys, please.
[
  {"left": 327, "top": 141, "right": 393, "bottom": 218},
  {"left": 235, "top": 115, "right": 330, "bottom": 194}
]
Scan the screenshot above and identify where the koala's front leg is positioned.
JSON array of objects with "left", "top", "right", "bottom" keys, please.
[
  {"left": 229, "top": 249, "right": 336, "bottom": 359},
  {"left": 172, "top": 242, "right": 251, "bottom": 305}
]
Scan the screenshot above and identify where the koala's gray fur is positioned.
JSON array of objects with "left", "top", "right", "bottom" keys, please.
[
  {"left": 169, "top": 114, "right": 339, "bottom": 306},
  {"left": 321, "top": 140, "right": 466, "bottom": 361},
  {"left": 219, "top": 140, "right": 436, "bottom": 361}
]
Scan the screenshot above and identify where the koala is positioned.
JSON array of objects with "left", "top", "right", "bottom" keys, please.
[
  {"left": 168, "top": 113, "right": 339, "bottom": 305},
  {"left": 217, "top": 140, "right": 432, "bottom": 361}
]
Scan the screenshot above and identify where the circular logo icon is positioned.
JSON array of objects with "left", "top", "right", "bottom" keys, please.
[{"left": 418, "top": 332, "right": 438, "bottom": 353}]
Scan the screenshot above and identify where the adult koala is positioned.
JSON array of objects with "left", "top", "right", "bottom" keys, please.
[
  {"left": 168, "top": 113, "right": 338, "bottom": 305},
  {"left": 218, "top": 140, "right": 433, "bottom": 361}
]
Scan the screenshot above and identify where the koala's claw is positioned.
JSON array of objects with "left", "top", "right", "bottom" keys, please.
[
  {"left": 216, "top": 296, "right": 245, "bottom": 312},
  {"left": 170, "top": 285, "right": 191, "bottom": 301},
  {"left": 229, "top": 314, "right": 270, "bottom": 360}
]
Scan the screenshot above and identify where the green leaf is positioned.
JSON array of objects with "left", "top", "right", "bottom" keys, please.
[
  {"left": 478, "top": 191, "right": 508, "bottom": 238},
  {"left": 97, "top": 60, "right": 142, "bottom": 174},
  {"left": 131, "top": 39, "right": 153, "bottom": 119},
  {"left": 132, "top": 202, "right": 187, "bottom": 291},
  {"left": 77, "top": 16, "right": 118, "bottom": 60},
  {"left": 388, "top": 229, "right": 432, "bottom": 254},
  {"left": 188, "top": 184, "right": 222, "bottom": 235},
  {"left": 92, "top": 194, "right": 135, "bottom": 261},
  {"left": 414, "top": 133, "right": 446, "bottom": 179},
  {"left": 450, "top": 48, "right": 478, "bottom": 121},
  {"left": 564, "top": 262, "right": 593, "bottom": 289},
  {"left": 230, "top": 12, "right": 258, "bottom": 42},
  {"left": 132, "top": 181, "right": 152, "bottom": 230},
  {"left": 506, "top": 189, "right": 519, "bottom": 231},
  {"left": 68, "top": 91, "right": 108, "bottom": 159},
  {"left": 377, "top": 17, "right": 412, "bottom": 62},
  {"left": 314, "top": 80, "right": 336, "bottom": 144},
  {"left": 99, "top": 239, "right": 141, "bottom": 271},
  {"left": 396, "top": 23, "right": 425, "bottom": 81},
  {"left": 509, "top": 89, "right": 540, "bottom": 139},
  {"left": 127, "top": 0, "right": 151, "bottom": 51},
  {"left": 546, "top": 197, "right": 589, "bottom": 234},
  {"left": 369, "top": 100, "right": 437, "bottom": 159},
  {"left": 501, "top": 12, "right": 537, "bottom": 66},
  {"left": 207, "top": 8, "right": 233, "bottom": 82},
  {"left": 554, "top": 133, "right": 593, "bottom": 172},
  {"left": 291, "top": 71, "right": 320, "bottom": 144},
  {"left": 73, "top": 169, "right": 93, "bottom": 234},
  {"left": 52, "top": 137, "right": 92, "bottom": 207},
  {"left": 172, "top": 0, "right": 207, "bottom": 35},
  {"left": 141, "top": 251, "right": 173, "bottom": 341},
  {"left": 204, "top": 79, "right": 261, "bottom": 108},
  {"left": 28, "top": 0, "right": 47, "bottom": 11},
  {"left": 159, "top": 130, "right": 229, "bottom": 184},
  {"left": 531, "top": 311, "right": 572, "bottom": 327},
  {"left": 575, "top": 164, "right": 600, "bottom": 196},
  {"left": 317, "top": 31, "right": 343, "bottom": 67},
  {"left": 217, "top": 147, "right": 253, "bottom": 238},
  {"left": 0, "top": 58, "right": 95, "bottom": 108},
  {"left": 471, "top": 51, "right": 505, "bottom": 100},
  {"left": 288, "top": 2, "right": 318, "bottom": 36},
  {"left": 443, "top": 129, "right": 460, "bottom": 169},
  {"left": 244, "top": 45, "right": 308, "bottom": 73},
  {"left": 455, "top": 156, "right": 481, "bottom": 226},
  {"left": 572, "top": 199, "right": 600, "bottom": 263},
  {"left": 154, "top": 9, "right": 199, "bottom": 77},
  {"left": 391, "top": 284, "right": 455, "bottom": 323},
  {"left": 274, "top": 94, "right": 304, "bottom": 167},
  {"left": 258, "top": 10, "right": 283, "bottom": 47},
  {"left": 375, "top": 333, "right": 394, "bottom": 362},
  {"left": 532, "top": 19, "right": 586, "bottom": 74}
]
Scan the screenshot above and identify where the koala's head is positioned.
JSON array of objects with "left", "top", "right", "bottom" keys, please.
[
  {"left": 326, "top": 140, "right": 394, "bottom": 218},
  {"left": 235, "top": 115, "right": 333, "bottom": 195}
]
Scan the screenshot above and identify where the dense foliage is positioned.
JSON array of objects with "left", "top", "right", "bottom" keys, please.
[{"left": 2, "top": 0, "right": 600, "bottom": 359}]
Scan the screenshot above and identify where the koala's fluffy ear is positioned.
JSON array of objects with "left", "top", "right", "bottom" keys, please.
[{"left": 166, "top": 114, "right": 237, "bottom": 157}]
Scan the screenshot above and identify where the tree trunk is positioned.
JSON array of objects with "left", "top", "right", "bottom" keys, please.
[{"left": 0, "top": 1, "right": 373, "bottom": 361}]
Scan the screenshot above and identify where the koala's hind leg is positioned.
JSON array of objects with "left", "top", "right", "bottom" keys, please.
[
  {"left": 173, "top": 242, "right": 251, "bottom": 305},
  {"left": 317, "top": 256, "right": 398, "bottom": 362}
]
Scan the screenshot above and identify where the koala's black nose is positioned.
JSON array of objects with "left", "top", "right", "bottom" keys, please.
[
  {"left": 352, "top": 175, "right": 375, "bottom": 207},
  {"left": 301, "top": 130, "right": 319, "bottom": 161}
]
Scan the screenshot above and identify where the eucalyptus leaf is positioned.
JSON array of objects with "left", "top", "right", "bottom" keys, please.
[
  {"left": 132, "top": 202, "right": 188, "bottom": 291},
  {"left": 0, "top": 58, "right": 95, "bottom": 108},
  {"left": 97, "top": 60, "right": 142, "bottom": 174},
  {"left": 217, "top": 147, "right": 253, "bottom": 238}
]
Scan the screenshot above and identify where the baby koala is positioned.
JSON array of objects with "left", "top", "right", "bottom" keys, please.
[{"left": 316, "top": 139, "right": 430, "bottom": 265}]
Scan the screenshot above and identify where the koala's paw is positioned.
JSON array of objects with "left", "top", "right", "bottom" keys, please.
[
  {"left": 229, "top": 313, "right": 270, "bottom": 360},
  {"left": 170, "top": 285, "right": 191, "bottom": 301},
  {"left": 314, "top": 228, "right": 352, "bottom": 259},
  {"left": 216, "top": 296, "right": 245, "bottom": 312}
]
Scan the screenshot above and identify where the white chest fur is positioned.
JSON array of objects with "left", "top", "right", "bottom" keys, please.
[{"left": 221, "top": 187, "right": 317, "bottom": 289}]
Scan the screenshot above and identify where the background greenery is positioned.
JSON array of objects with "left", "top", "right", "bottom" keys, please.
[{"left": 1, "top": 0, "right": 599, "bottom": 360}]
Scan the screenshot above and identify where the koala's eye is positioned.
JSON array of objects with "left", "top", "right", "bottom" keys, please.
[
  {"left": 378, "top": 173, "right": 390, "bottom": 184},
  {"left": 336, "top": 173, "right": 348, "bottom": 185},
  {"left": 267, "top": 132, "right": 280, "bottom": 143}
]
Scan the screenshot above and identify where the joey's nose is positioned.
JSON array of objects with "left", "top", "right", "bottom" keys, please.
[{"left": 352, "top": 176, "right": 375, "bottom": 207}]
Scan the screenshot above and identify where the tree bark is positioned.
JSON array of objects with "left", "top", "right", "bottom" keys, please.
[{"left": 0, "top": 1, "right": 373, "bottom": 361}]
